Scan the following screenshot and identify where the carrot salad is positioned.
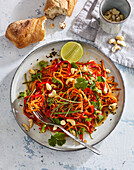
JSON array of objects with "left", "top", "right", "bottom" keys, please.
[{"left": 19, "top": 58, "right": 120, "bottom": 146}]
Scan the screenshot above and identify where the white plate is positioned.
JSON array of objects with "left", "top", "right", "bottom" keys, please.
[{"left": 10, "top": 40, "right": 125, "bottom": 151}]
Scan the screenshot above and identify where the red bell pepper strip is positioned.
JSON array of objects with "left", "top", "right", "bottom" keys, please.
[
  {"left": 77, "top": 61, "right": 96, "bottom": 65},
  {"left": 83, "top": 88, "right": 92, "bottom": 95},
  {"left": 53, "top": 60, "right": 62, "bottom": 72},
  {"left": 53, "top": 60, "right": 71, "bottom": 76}
]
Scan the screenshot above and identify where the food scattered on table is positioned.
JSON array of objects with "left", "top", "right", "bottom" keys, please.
[
  {"left": 103, "top": 8, "right": 124, "bottom": 22},
  {"left": 59, "top": 22, "right": 66, "bottom": 29},
  {"left": 22, "top": 123, "right": 30, "bottom": 132},
  {"left": 5, "top": 16, "right": 46, "bottom": 49},
  {"left": 19, "top": 42, "right": 120, "bottom": 147},
  {"left": 108, "top": 35, "right": 126, "bottom": 52},
  {"left": 111, "top": 45, "right": 121, "bottom": 53},
  {"left": 5, "top": 0, "right": 77, "bottom": 49},
  {"left": 49, "top": 23, "right": 55, "bottom": 29},
  {"left": 44, "top": 0, "right": 77, "bottom": 19}
]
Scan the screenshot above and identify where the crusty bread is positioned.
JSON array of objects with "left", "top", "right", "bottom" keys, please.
[
  {"left": 5, "top": 16, "right": 46, "bottom": 49},
  {"left": 44, "top": 0, "right": 77, "bottom": 19}
]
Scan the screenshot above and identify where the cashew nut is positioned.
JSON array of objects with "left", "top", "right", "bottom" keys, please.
[
  {"left": 22, "top": 123, "right": 30, "bottom": 131},
  {"left": 109, "top": 39, "right": 116, "bottom": 45},
  {"left": 120, "top": 14, "right": 124, "bottom": 20},
  {"left": 84, "top": 140, "right": 87, "bottom": 143},
  {"left": 112, "top": 8, "right": 120, "bottom": 15},
  {"left": 108, "top": 103, "right": 117, "bottom": 110},
  {"left": 29, "top": 119, "right": 33, "bottom": 128},
  {"left": 71, "top": 68, "right": 77, "bottom": 74},
  {"left": 66, "top": 78, "right": 74, "bottom": 85},
  {"left": 104, "top": 14, "right": 112, "bottom": 20},
  {"left": 60, "top": 120, "right": 66, "bottom": 126},
  {"left": 67, "top": 119, "right": 76, "bottom": 126},
  {"left": 96, "top": 110, "right": 102, "bottom": 114},
  {"left": 88, "top": 60, "right": 94, "bottom": 62},
  {"left": 53, "top": 125, "right": 57, "bottom": 131},
  {"left": 71, "top": 130, "right": 76, "bottom": 136},
  {"left": 116, "top": 35, "right": 124, "bottom": 41},
  {"left": 81, "top": 65, "right": 88, "bottom": 72},
  {"left": 116, "top": 17, "right": 121, "bottom": 22},
  {"left": 51, "top": 84, "right": 57, "bottom": 88},
  {"left": 59, "top": 22, "right": 66, "bottom": 29},
  {"left": 111, "top": 45, "right": 121, "bottom": 53},
  {"left": 105, "top": 11, "right": 110, "bottom": 15},
  {"left": 106, "top": 68, "right": 111, "bottom": 74},
  {"left": 29, "top": 68, "right": 36, "bottom": 74},
  {"left": 46, "top": 83, "right": 52, "bottom": 91},
  {"left": 117, "top": 40, "right": 126, "bottom": 47},
  {"left": 48, "top": 90, "right": 56, "bottom": 97},
  {"left": 103, "top": 85, "right": 108, "bottom": 94}
]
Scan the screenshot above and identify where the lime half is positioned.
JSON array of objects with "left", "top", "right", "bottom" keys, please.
[{"left": 60, "top": 41, "right": 83, "bottom": 63}]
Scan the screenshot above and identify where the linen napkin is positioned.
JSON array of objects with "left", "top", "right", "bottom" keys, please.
[{"left": 71, "top": 0, "right": 134, "bottom": 68}]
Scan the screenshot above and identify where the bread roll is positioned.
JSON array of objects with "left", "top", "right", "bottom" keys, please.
[
  {"left": 44, "top": 0, "right": 77, "bottom": 19},
  {"left": 5, "top": 16, "right": 46, "bottom": 49}
]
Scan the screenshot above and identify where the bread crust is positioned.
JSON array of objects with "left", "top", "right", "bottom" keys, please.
[
  {"left": 44, "top": 0, "right": 77, "bottom": 19},
  {"left": 5, "top": 16, "right": 46, "bottom": 49}
]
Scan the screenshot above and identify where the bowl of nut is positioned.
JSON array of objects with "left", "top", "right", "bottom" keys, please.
[{"left": 99, "top": 0, "right": 131, "bottom": 34}]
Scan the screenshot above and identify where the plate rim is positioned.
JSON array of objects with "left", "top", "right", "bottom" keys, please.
[{"left": 10, "top": 39, "right": 125, "bottom": 152}]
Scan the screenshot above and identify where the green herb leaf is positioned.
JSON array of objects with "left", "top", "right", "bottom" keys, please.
[
  {"left": 37, "top": 71, "right": 42, "bottom": 79},
  {"left": 31, "top": 74, "right": 37, "bottom": 81},
  {"left": 89, "top": 77, "right": 96, "bottom": 84},
  {"left": 18, "top": 91, "right": 27, "bottom": 98},
  {"left": 31, "top": 71, "right": 42, "bottom": 82},
  {"left": 47, "top": 98, "right": 55, "bottom": 106},
  {"left": 93, "top": 87, "right": 102, "bottom": 95},
  {"left": 40, "top": 124, "right": 46, "bottom": 133},
  {"left": 91, "top": 101, "right": 98, "bottom": 110},
  {"left": 97, "top": 76, "right": 106, "bottom": 82},
  {"left": 71, "top": 62, "right": 78, "bottom": 69},
  {"left": 98, "top": 115, "right": 104, "bottom": 122},
  {"left": 57, "top": 139, "right": 66, "bottom": 146},
  {"left": 90, "top": 83, "right": 96, "bottom": 90},
  {"left": 38, "top": 60, "right": 48, "bottom": 70},
  {"left": 52, "top": 77, "right": 61, "bottom": 85},
  {"left": 75, "top": 78, "right": 88, "bottom": 90},
  {"left": 48, "top": 132, "right": 66, "bottom": 147},
  {"left": 85, "top": 117, "right": 92, "bottom": 122},
  {"left": 54, "top": 132, "right": 66, "bottom": 139},
  {"left": 48, "top": 136, "right": 56, "bottom": 147},
  {"left": 52, "top": 118, "right": 60, "bottom": 125}
]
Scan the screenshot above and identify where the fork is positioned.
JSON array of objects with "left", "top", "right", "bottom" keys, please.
[{"left": 33, "top": 111, "right": 101, "bottom": 155}]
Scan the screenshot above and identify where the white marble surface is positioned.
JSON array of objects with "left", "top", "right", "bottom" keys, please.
[{"left": 0, "top": 0, "right": 134, "bottom": 169}]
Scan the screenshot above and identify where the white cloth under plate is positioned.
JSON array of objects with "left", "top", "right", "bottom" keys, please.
[{"left": 71, "top": 0, "right": 134, "bottom": 68}]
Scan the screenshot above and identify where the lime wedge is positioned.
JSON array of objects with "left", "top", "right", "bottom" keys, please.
[{"left": 60, "top": 41, "right": 83, "bottom": 63}]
